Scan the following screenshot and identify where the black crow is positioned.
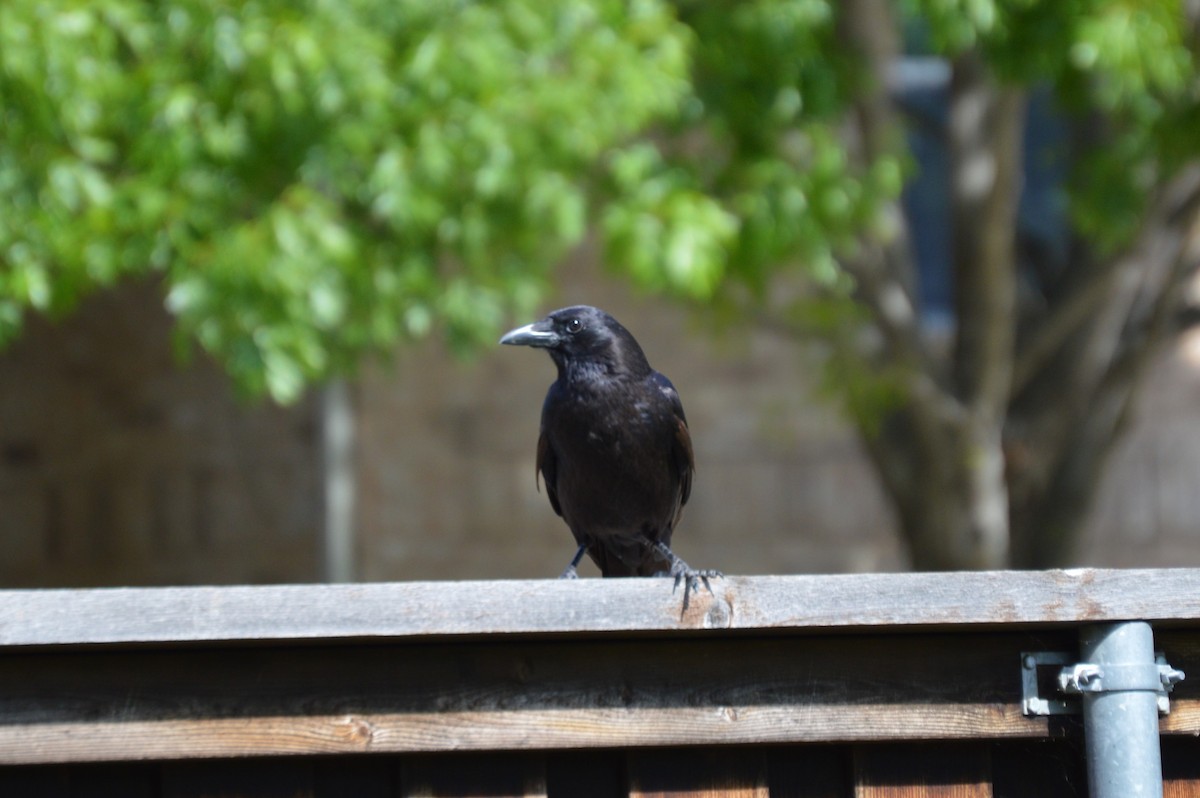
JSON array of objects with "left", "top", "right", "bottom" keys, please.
[{"left": 500, "top": 305, "right": 719, "bottom": 609}]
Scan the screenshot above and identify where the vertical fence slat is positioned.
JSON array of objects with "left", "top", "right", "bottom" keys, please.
[
  {"left": 545, "top": 751, "right": 626, "bottom": 798},
  {"left": 0, "top": 763, "right": 156, "bottom": 798},
  {"left": 399, "top": 753, "right": 546, "bottom": 798},
  {"left": 766, "top": 746, "right": 852, "bottom": 798},
  {"left": 854, "top": 743, "right": 991, "bottom": 798},
  {"left": 1163, "top": 738, "right": 1200, "bottom": 798},
  {"left": 313, "top": 757, "right": 396, "bottom": 798},
  {"left": 990, "top": 739, "right": 1086, "bottom": 798},
  {"left": 161, "top": 760, "right": 316, "bottom": 798},
  {"left": 627, "top": 748, "right": 768, "bottom": 798}
]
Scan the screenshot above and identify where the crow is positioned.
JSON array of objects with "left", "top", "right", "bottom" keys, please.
[{"left": 500, "top": 305, "right": 719, "bottom": 609}]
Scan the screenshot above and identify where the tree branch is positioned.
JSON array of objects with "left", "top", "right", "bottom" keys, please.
[
  {"left": 949, "top": 54, "right": 1026, "bottom": 418},
  {"left": 1008, "top": 168, "right": 1200, "bottom": 567},
  {"left": 1010, "top": 261, "right": 1117, "bottom": 399},
  {"left": 835, "top": 0, "right": 965, "bottom": 434},
  {"left": 1071, "top": 167, "right": 1200, "bottom": 405},
  {"left": 1105, "top": 172, "right": 1200, "bottom": 389}
]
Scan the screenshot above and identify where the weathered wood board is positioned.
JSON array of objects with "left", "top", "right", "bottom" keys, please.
[
  {"left": 2, "top": 568, "right": 1200, "bottom": 647},
  {"left": 1, "top": 569, "right": 1198, "bottom": 797}
]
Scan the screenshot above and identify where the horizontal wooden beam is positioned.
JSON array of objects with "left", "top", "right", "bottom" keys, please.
[
  {"left": 3, "top": 568, "right": 1200, "bottom": 647},
  {"left": 0, "top": 628, "right": 1196, "bottom": 765},
  {"left": 0, "top": 630, "right": 1078, "bottom": 764}
]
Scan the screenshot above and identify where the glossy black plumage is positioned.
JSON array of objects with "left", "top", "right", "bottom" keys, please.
[{"left": 500, "top": 305, "right": 717, "bottom": 605}]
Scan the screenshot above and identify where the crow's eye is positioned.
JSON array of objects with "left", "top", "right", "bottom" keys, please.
[{"left": 565, "top": 318, "right": 583, "bottom": 334}]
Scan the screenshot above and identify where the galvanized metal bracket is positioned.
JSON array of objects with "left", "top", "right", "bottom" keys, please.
[
  {"left": 1021, "top": 651, "right": 1075, "bottom": 716},
  {"left": 1021, "top": 651, "right": 1184, "bottom": 717}
]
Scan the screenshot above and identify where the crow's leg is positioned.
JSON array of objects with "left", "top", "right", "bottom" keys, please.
[
  {"left": 559, "top": 544, "right": 587, "bottom": 580},
  {"left": 653, "top": 541, "right": 722, "bottom": 612}
]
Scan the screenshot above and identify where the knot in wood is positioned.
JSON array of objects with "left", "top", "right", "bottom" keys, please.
[{"left": 334, "top": 715, "right": 376, "bottom": 747}]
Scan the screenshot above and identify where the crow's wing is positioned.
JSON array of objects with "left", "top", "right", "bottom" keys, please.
[
  {"left": 536, "top": 382, "right": 564, "bottom": 517},
  {"left": 535, "top": 428, "right": 562, "bottom": 517},
  {"left": 653, "top": 371, "right": 693, "bottom": 511}
]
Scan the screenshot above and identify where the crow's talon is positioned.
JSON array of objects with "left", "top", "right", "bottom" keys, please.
[
  {"left": 652, "top": 540, "right": 721, "bottom": 614},
  {"left": 674, "top": 567, "right": 722, "bottom": 613}
]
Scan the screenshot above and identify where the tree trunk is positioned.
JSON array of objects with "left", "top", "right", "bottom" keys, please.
[
  {"left": 832, "top": 5, "right": 1200, "bottom": 572},
  {"left": 836, "top": 5, "right": 1023, "bottom": 571},
  {"left": 906, "top": 438, "right": 1007, "bottom": 571},
  {"left": 945, "top": 54, "right": 1024, "bottom": 570},
  {"left": 1007, "top": 171, "right": 1200, "bottom": 566}
]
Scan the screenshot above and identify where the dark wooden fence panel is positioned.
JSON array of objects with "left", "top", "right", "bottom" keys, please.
[
  {"left": 2, "top": 569, "right": 1199, "bottom": 796},
  {"left": 1163, "top": 737, "right": 1200, "bottom": 798},
  {"left": 4, "top": 741, "right": 1200, "bottom": 797},
  {"left": 628, "top": 748, "right": 769, "bottom": 797},
  {"left": 0, "top": 631, "right": 1094, "bottom": 763},
  {"left": 0, "top": 743, "right": 1112, "bottom": 798},
  {"left": 764, "top": 746, "right": 851, "bottom": 798},
  {"left": 854, "top": 743, "right": 992, "bottom": 798},
  {"left": 991, "top": 740, "right": 1087, "bottom": 798}
]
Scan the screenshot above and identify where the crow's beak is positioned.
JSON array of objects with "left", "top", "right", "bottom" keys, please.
[{"left": 499, "top": 320, "right": 558, "bottom": 348}]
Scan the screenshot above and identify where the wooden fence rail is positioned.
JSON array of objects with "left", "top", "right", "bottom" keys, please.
[{"left": 2, "top": 568, "right": 1200, "bottom": 796}]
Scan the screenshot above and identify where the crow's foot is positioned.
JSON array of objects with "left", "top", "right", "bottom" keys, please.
[
  {"left": 654, "top": 541, "right": 722, "bottom": 614},
  {"left": 559, "top": 544, "right": 587, "bottom": 580},
  {"left": 672, "top": 566, "right": 723, "bottom": 613}
]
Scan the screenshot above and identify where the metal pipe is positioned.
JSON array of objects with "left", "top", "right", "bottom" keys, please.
[
  {"left": 1079, "top": 622, "right": 1164, "bottom": 798},
  {"left": 321, "top": 379, "right": 356, "bottom": 583}
]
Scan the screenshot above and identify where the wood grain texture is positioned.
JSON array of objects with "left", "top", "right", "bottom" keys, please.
[
  {"left": 0, "top": 630, "right": 1118, "bottom": 765},
  {"left": 3, "top": 568, "right": 1200, "bottom": 647},
  {"left": 854, "top": 743, "right": 992, "bottom": 798},
  {"left": 1164, "top": 737, "right": 1200, "bottom": 798},
  {"left": 1157, "top": 630, "right": 1200, "bottom": 736},
  {"left": 628, "top": 748, "right": 768, "bottom": 798},
  {"left": 0, "top": 741, "right": 1183, "bottom": 797},
  {"left": 2, "top": 570, "right": 1199, "bottom": 776}
]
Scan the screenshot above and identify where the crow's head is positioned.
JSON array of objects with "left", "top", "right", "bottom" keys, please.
[{"left": 500, "top": 305, "right": 651, "bottom": 379}]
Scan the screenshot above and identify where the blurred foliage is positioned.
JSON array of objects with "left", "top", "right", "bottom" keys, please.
[
  {"left": 0, "top": 0, "right": 689, "bottom": 399},
  {"left": 1, "top": 0, "right": 1198, "bottom": 400},
  {"left": 909, "top": 0, "right": 1198, "bottom": 251}
]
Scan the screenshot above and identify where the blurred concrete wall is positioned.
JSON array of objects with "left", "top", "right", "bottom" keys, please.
[
  {"left": 356, "top": 257, "right": 901, "bottom": 581},
  {"left": 0, "top": 281, "right": 322, "bottom": 587},
  {"left": 1, "top": 268, "right": 1198, "bottom": 587},
  {"left": 1080, "top": 326, "right": 1200, "bottom": 566}
]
